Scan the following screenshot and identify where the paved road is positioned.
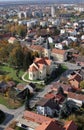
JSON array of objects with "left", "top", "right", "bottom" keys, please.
[
  {"left": 63, "top": 62, "right": 81, "bottom": 70},
  {"left": 0, "top": 105, "right": 25, "bottom": 129}
]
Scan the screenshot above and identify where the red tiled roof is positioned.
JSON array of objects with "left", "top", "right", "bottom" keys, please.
[
  {"left": 30, "top": 45, "right": 44, "bottom": 52},
  {"left": 24, "top": 111, "right": 52, "bottom": 124},
  {"left": 64, "top": 121, "right": 77, "bottom": 130},
  {"left": 34, "top": 57, "right": 52, "bottom": 66},
  {"left": 35, "top": 120, "right": 64, "bottom": 130},
  {"left": 44, "top": 93, "right": 55, "bottom": 99},
  {"left": 29, "top": 65, "right": 38, "bottom": 72},
  {"left": 51, "top": 82, "right": 71, "bottom": 93},
  {"left": 52, "top": 48, "right": 66, "bottom": 55},
  {"left": 69, "top": 73, "right": 82, "bottom": 90},
  {"left": 28, "top": 57, "right": 52, "bottom": 72},
  {"left": 68, "top": 92, "right": 84, "bottom": 101},
  {"left": 5, "top": 128, "right": 14, "bottom": 130}
]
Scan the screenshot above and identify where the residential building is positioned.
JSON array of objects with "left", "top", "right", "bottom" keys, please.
[
  {"left": 36, "top": 97, "right": 60, "bottom": 117},
  {"left": 68, "top": 92, "right": 84, "bottom": 107},
  {"left": 28, "top": 57, "right": 53, "bottom": 80},
  {"left": 51, "top": 48, "right": 68, "bottom": 62},
  {"left": 28, "top": 39, "right": 51, "bottom": 58},
  {"left": 51, "top": 6, "right": 55, "bottom": 17},
  {"left": 64, "top": 120, "right": 78, "bottom": 130},
  {"left": 35, "top": 120, "right": 63, "bottom": 130},
  {"left": 6, "top": 111, "right": 77, "bottom": 130},
  {"left": 68, "top": 73, "right": 82, "bottom": 90}
]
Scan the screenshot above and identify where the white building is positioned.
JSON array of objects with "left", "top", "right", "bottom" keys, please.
[{"left": 51, "top": 6, "right": 55, "bottom": 17}]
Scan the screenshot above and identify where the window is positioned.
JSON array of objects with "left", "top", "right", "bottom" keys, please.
[{"left": 30, "top": 74, "right": 32, "bottom": 77}]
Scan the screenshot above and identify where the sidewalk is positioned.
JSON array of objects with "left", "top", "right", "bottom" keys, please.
[{"left": 22, "top": 72, "right": 44, "bottom": 84}]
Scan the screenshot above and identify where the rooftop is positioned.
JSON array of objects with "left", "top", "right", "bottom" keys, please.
[{"left": 24, "top": 111, "right": 53, "bottom": 124}]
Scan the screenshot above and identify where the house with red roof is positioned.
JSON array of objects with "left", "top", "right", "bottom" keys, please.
[
  {"left": 64, "top": 120, "right": 78, "bottom": 130},
  {"left": 6, "top": 111, "right": 77, "bottom": 130},
  {"left": 68, "top": 92, "right": 84, "bottom": 107},
  {"left": 51, "top": 48, "right": 68, "bottom": 62},
  {"left": 35, "top": 120, "right": 63, "bottom": 130},
  {"left": 68, "top": 73, "right": 82, "bottom": 90},
  {"left": 28, "top": 39, "right": 51, "bottom": 59},
  {"left": 28, "top": 57, "right": 53, "bottom": 80},
  {"left": 23, "top": 111, "right": 77, "bottom": 130}
]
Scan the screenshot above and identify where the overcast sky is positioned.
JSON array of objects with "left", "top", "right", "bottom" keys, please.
[{"left": 0, "top": 0, "right": 84, "bottom": 2}]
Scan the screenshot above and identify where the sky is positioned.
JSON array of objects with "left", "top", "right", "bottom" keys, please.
[{"left": 0, "top": 0, "right": 84, "bottom": 2}]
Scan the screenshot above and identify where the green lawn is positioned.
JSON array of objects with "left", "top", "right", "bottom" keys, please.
[
  {"left": 0, "top": 64, "right": 25, "bottom": 83},
  {"left": 0, "top": 94, "right": 22, "bottom": 109},
  {"left": 15, "top": 126, "right": 25, "bottom": 130}
]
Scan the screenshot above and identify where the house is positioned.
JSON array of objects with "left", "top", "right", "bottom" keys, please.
[
  {"left": 28, "top": 39, "right": 51, "bottom": 58},
  {"left": 5, "top": 128, "right": 14, "bottom": 130},
  {"left": 68, "top": 73, "right": 82, "bottom": 90},
  {"left": 68, "top": 92, "right": 84, "bottom": 107},
  {"left": 35, "top": 120, "right": 63, "bottom": 130},
  {"left": 44, "top": 91, "right": 66, "bottom": 105},
  {"left": 51, "top": 48, "right": 67, "bottom": 62},
  {"left": 36, "top": 98, "right": 60, "bottom": 117},
  {"left": 51, "top": 82, "right": 72, "bottom": 93},
  {"left": 7, "top": 111, "right": 77, "bottom": 130},
  {"left": 23, "top": 111, "right": 77, "bottom": 130},
  {"left": 68, "top": 36, "right": 77, "bottom": 42},
  {"left": 55, "top": 43, "right": 63, "bottom": 50},
  {"left": 23, "top": 110, "right": 52, "bottom": 125},
  {"left": 64, "top": 120, "right": 78, "bottom": 130},
  {"left": 28, "top": 57, "right": 53, "bottom": 80},
  {"left": 8, "top": 37, "right": 18, "bottom": 44},
  {"left": 28, "top": 44, "right": 44, "bottom": 57}
]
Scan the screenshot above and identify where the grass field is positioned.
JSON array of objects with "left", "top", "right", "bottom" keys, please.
[
  {"left": 0, "top": 94, "right": 22, "bottom": 109},
  {"left": 0, "top": 64, "right": 25, "bottom": 83}
]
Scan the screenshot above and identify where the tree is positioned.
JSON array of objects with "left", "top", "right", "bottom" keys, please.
[
  {"left": 10, "top": 25, "right": 16, "bottom": 36},
  {"left": 9, "top": 45, "right": 24, "bottom": 67},
  {"left": 32, "top": 51, "right": 39, "bottom": 59},
  {"left": 54, "top": 27, "right": 60, "bottom": 35},
  {"left": 80, "top": 80, "right": 84, "bottom": 89},
  {"left": 16, "top": 25, "right": 27, "bottom": 38},
  {"left": 25, "top": 88, "right": 30, "bottom": 110},
  {"left": 23, "top": 51, "right": 33, "bottom": 70},
  {"left": 0, "top": 46, "right": 9, "bottom": 62},
  {"left": 59, "top": 100, "right": 79, "bottom": 119}
]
